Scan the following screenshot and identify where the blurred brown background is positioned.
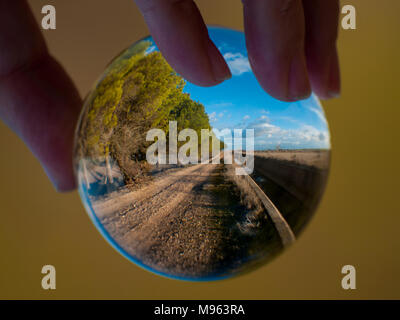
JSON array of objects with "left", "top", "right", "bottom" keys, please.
[{"left": 1, "top": 0, "right": 399, "bottom": 299}]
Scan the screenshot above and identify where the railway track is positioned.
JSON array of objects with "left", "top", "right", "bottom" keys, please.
[{"left": 243, "top": 173, "right": 296, "bottom": 247}]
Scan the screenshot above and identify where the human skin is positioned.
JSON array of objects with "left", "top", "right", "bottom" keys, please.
[{"left": 0, "top": 0, "right": 340, "bottom": 191}]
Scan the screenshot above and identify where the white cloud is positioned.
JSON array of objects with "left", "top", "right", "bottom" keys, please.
[
  {"left": 243, "top": 115, "right": 250, "bottom": 120},
  {"left": 223, "top": 52, "right": 251, "bottom": 76},
  {"left": 209, "top": 112, "right": 217, "bottom": 122},
  {"left": 246, "top": 116, "right": 278, "bottom": 137},
  {"left": 246, "top": 117, "right": 330, "bottom": 149}
]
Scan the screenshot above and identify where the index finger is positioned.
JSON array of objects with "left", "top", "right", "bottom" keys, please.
[
  {"left": 135, "top": 0, "right": 231, "bottom": 86},
  {"left": 242, "top": 0, "right": 311, "bottom": 101}
]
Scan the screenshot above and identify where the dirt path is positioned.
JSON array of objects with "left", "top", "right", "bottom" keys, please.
[
  {"left": 93, "top": 157, "right": 249, "bottom": 278},
  {"left": 88, "top": 153, "right": 286, "bottom": 278}
]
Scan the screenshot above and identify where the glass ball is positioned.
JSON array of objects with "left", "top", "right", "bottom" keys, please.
[{"left": 74, "top": 27, "right": 331, "bottom": 280}]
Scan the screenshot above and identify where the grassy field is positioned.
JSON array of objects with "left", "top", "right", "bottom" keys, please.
[{"left": 254, "top": 149, "right": 330, "bottom": 170}]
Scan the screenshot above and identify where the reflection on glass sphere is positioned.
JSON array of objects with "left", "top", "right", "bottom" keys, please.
[{"left": 74, "top": 27, "right": 331, "bottom": 280}]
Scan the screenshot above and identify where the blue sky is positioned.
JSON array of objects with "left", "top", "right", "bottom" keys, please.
[{"left": 144, "top": 27, "right": 330, "bottom": 150}]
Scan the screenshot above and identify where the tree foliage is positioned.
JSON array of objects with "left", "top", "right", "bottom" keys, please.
[{"left": 77, "top": 41, "right": 218, "bottom": 183}]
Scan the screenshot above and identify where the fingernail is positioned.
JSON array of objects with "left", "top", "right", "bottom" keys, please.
[
  {"left": 206, "top": 40, "right": 232, "bottom": 83},
  {"left": 289, "top": 53, "right": 311, "bottom": 100}
]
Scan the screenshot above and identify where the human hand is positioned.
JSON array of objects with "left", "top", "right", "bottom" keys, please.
[
  {"left": 0, "top": 0, "right": 340, "bottom": 193},
  {"left": 0, "top": 1, "right": 81, "bottom": 191},
  {"left": 135, "top": 0, "right": 341, "bottom": 101}
]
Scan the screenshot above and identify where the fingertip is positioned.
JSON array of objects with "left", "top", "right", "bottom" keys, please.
[
  {"left": 206, "top": 39, "right": 232, "bottom": 84},
  {"left": 243, "top": 0, "right": 310, "bottom": 102},
  {"left": 51, "top": 177, "right": 76, "bottom": 193},
  {"left": 136, "top": 0, "right": 231, "bottom": 88},
  {"left": 303, "top": 0, "right": 341, "bottom": 100},
  {"left": 249, "top": 54, "right": 311, "bottom": 103},
  {"left": 288, "top": 53, "right": 312, "bottom": 101},
  {"left": 39, "top": 144, "right": 77, "bottom": 193},
  {"left": 309, "top": 48, "right": 341, "bottom": 100},
  {"left": 327, "top": 48, "right": 341, "bottom": 98},
  {"left": 39, "top": 152, "right": 76, "bottom": 192}
]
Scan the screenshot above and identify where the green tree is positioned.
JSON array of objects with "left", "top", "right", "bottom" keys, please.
[{"left": 77, "top": 40, "right": 222, "bottom": 184}]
